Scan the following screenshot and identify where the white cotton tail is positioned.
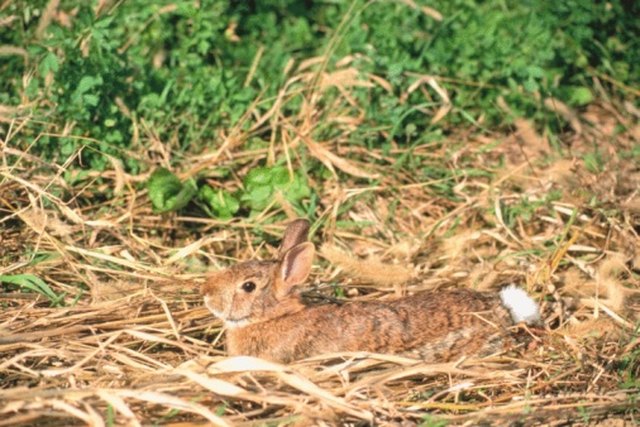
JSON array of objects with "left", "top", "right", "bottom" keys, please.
[{"left": 500, "top": 285, "right": 541, "bottom": 325}]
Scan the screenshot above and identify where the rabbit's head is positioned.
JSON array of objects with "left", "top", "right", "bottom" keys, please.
[{"left": 201, "top": 219, "right": 314, "bottom": 328}]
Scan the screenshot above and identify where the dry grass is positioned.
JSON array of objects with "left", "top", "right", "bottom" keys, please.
[{"left": 1, "top": 59, "right": 639, "bottom": 426}]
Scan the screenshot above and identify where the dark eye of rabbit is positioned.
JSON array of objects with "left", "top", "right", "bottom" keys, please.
[{"left": 241, "top": 281, "right": 256, "bottom": 293}]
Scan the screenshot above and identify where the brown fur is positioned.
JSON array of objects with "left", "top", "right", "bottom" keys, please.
[{"left": 201, "top": 219, "right": 526, "bottom": 363}]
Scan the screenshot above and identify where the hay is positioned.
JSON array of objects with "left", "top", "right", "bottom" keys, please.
[{"left": 1, "top": 58, "right": 639, "bottom": 426}]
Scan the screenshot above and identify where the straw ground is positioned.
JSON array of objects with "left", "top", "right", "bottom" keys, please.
[{"left": 1, "top": 50, "right": 640, "bottom": 425}]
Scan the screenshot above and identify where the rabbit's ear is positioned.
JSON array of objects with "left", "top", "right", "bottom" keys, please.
[
  {"left": 277, "top": 242, "right": 314, "bottom": 297},
  {"left": 278, "top": 219, "right": 310, "bottom": 257}
]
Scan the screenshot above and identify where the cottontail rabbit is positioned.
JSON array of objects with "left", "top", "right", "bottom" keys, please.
[{"left": 202, "top": 219, "right": 541, "bottom": 363}]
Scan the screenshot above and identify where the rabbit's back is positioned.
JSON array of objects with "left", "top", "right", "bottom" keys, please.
[
  {"left": 327, "top": 288, "right": 513, "bottom": 359},
  {"left": 227, "top": 288, "right": 514, "bottom": 362}
]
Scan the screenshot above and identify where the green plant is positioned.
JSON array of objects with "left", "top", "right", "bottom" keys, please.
[
  {"left": 147, "top": 168, "right": 197, "bottom": 213},
  {"left": 501, "top": 190, "right": 562, "bottom": 228},
  {"left": 619, "top": 324, "right": 640, "bottom": 390},
  {"left": 577, "top": 403, "right": 591, "bottom": 424},
  {"left": 583, "top": 150, "right": 605, "bottom": 174},
  {"left": 146, "top": 165, "right": 311, "bottom": 219},
  {"left": 420, "top": 414, "right": 448, "bottom": 427},
  {"left": 3, "top": 0, "right": 638, "bottom": 174},
  {"left": 241, "top": 166, "right": 311, "bottom": 215},
  {"left": 199, "top": 186, "right": 240, "bottom": 220},
  {"left": 0, "top": 274, "right": 65, "bottom": 306}
]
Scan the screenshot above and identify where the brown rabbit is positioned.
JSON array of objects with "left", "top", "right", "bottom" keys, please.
[{"left": 202, "top": 219, "right": 541, "bottom": 363}]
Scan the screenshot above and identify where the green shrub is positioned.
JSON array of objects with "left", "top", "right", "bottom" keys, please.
[{"left": 1, "top": 0, "right": 637, "bottom": 220}]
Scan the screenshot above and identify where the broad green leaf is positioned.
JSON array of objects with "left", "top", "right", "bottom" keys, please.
[
  {"left": 199, "top": 185, "right": 239, "bottom": 219},
  {"left": 244, "top": 167, "right": 272, "bottom": 186},
  {"left": 242, "top": 185, "right": 273, "bottom": 211},
  {"left": 270, "top": 167, "right": 290, "bottom": 187},
  {"left": 147, "top": 168, "right": 197, "bottom": 213},
  {"left": 242, "top": 166, "right": 311, "bottom": 212}
]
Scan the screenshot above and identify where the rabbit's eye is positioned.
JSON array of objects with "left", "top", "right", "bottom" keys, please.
[{"left": 241, "top": 281, "right": 256, "bottom": 293}]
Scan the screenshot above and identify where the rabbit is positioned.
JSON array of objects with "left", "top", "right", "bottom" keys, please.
[{"left": 201, "top": 219, "right": 541, "bottom": 363}]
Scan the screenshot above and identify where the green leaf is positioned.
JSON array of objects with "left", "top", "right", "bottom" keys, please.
[
  {"left": 72, "top": 75, "right": 103, "bottom": 105},
  {"left": 568, "top": 86, "right": 594, "bottom": 106},
  {"left": 147, "top": 168, "right": 197, "bottom": 213},
  {"left": 270, "top": 167, "right": 291, "bottom": 187},
  {"left": 241, "top": 166, "right": 311, "bottom": 212},
  {"left": 199, "top": 185, "right": 239, "bottom": 219},
  {"left": 0, "top": 274, "right": 64, "bottom": 306},
  {"left": 94, "top": 17, "right": 114, "bottom": 29},
  {"left": 244, "top": 167, "right": 272, "bottom": 186},
  {"left": 284, "top": 175, "right": 311, "bottom": 201},
  {"left": 523, "top": 77, "right": 539, "bottom": 92},
  {"left": 38, "top": 52, "right": 59, "bottom": 77},
  {"left": 83, "top": 94, "right": 99, "bottom": 107},
  {"left": 526, "top": 65, "right": 545, "bottom": 78},
  {"left": 215, "top": 404, "right": 227, "bottom": 417},
  {"left": 241, "top": 185, "right": 273, "bottom": 211}
]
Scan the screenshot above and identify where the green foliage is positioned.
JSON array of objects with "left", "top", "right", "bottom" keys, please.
[
  {"left": 332, "top": 283, "right": 346, "bottom": 299},
  {"left": 199, "top": 186, "right": 239, "bottom": 220},
  {"left": 241, "top": 166, "right": 311, "bottom": 214},
  {"left": 0, "top": 274, "right": 65, "bottom": 306},
  {"left": 577, "top": 403, "right": 591, "bottom": 424},
  {"left": 2, "top": 0, "right": 639, "bottom": 222},
  {"left": 619, "top": 325, "right": 640, "bottom": 390},
  {"left": 147, "top": 165, "right": 310, "bottom": 218},
  {"left": 501, "top": 190, "right": 562, "bottom": 227},
  {"left": 567, "top": 87, "right": 594, "bottom": 107},
  {"left": 419, "top": 414, "right": 448, "bottom": 427},
  {"left": 2, "top": 0, "right": 638, "bottom": 174},
  {"left": 214, "top": 404, "right": 226, "bottom": 417},
  {"left": 147, "top": 168, "right": 197, "bottom": 213},
  {"left": 583, "top": 150, "right": 605, "bottom": 174},
  {"left": 105, "top": 404, "right": 115, "bottom": 427}
]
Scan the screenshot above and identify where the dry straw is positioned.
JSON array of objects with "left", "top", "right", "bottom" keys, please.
[{"left": 1, "top": 7, "right": 639, "bottom": 425}]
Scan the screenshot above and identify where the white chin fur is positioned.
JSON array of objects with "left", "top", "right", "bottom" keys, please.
[
  {"left": 224, "top": 318, "right": 250, "bottom": 329},
  {"left": 500, "top": 285, "right": 541, "bottom": 324},
  {"left": 204, "top": 297, "right": 249, "bottom": 328}
]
